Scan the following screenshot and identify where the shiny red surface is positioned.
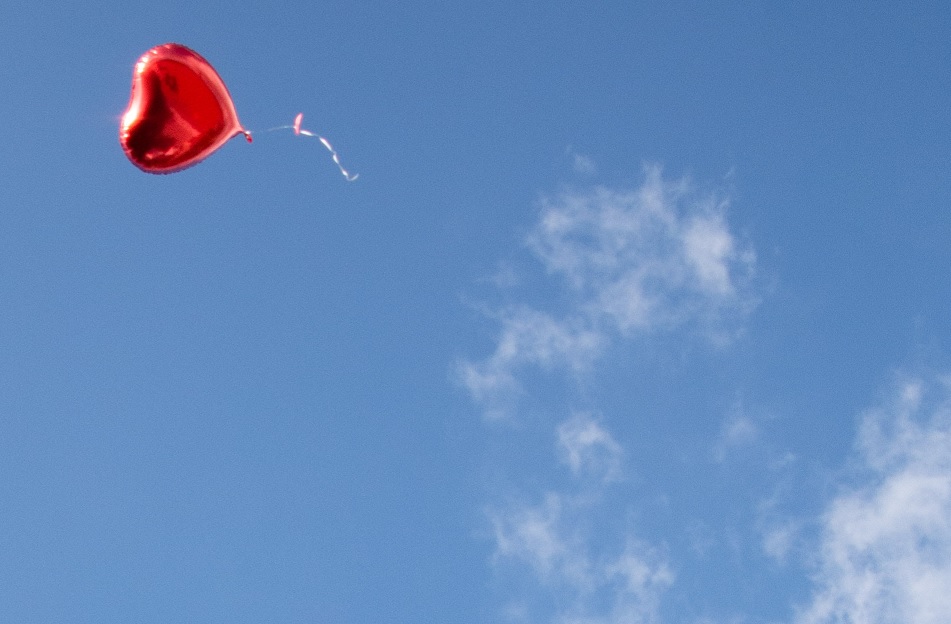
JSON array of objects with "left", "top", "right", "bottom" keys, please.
[{"left": 120, "top": 43, "right": 249, "bottom": 174}]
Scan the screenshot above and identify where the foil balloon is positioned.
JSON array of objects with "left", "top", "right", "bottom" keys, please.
[
  {"left": 120, "top": 43, "right": 251, "bottom": 174},
  {"left": 120, "top": 43, "right": 358, "bottom": 180}
]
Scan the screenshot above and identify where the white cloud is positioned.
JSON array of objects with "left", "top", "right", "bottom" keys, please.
[
  {"left": 466, "top": 167, "right": 759, "bottom": 622},
  {"left": 489, "top": 414, "right": 671, "bottom": 624},
  {"left": 556, "top": 413, "right": 623, "bottom": 483},
  {"left": 565, "top": 146, "right": 597, "bottom": 175},
  {"left": 682, "top": 213, "right": 740, "bottom": 297},
  {"left": 762, "top": 520, "right": 799, "bottom": 564},
  {"left": 525, "top": 168, "right": 755, "bottom": 332},
  {"left": 794, "top": 378, "right": 951, "bottom": 624},
  {"left": 712, "top": 407, "right": 759, "bottom": 463},
  {"left": 490, "top": 492, "right": 673, "bottom": 624},
  {"left": 573, "top": 154, "right": 598, "bottom": 176},
  {"left": 456, "top": 307, "right": 604, "bottom": 419},
  {"left": 459, "top": 167, "right": 756, "bottom": 418},
  {"left": 491, "top": 493, "right": 576, "bottom": 584}
]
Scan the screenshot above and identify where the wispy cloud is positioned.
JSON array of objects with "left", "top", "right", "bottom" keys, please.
[
  {"left": 463, "top": 165, "right": 951, "bottom": 624},
  {"left": 762, "top": 520, "right": 800, "bottom": 565},
  {"left": 711, "top": 405, "right": 760, "bottom": 463},
  {"left": 567, "top": 148, "right": 598, "bottom": 176},
  {"left": 794, "top": 377, "right": 951, "bottom": 624},
  {"left": 525, "top": 167, "right": 755, "bottom": 332},
  {"left": 458, "top": 307, "right": 604, "bottom": 420},
  {"left": 463, "top": 168, "right": 758, "bottom": 623},
  {"left": 489, "top": 416, "right": 672, "bottom": 624},
  {"left": 556, "top": 413, "right": 623, "bottom": 483},
  {"left": 458, "top": 166, "right": 757, "bottom": 419}
]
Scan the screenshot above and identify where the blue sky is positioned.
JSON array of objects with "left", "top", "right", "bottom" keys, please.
[{"left": 2, "top": 1, "right": 951, "bottom": 623}]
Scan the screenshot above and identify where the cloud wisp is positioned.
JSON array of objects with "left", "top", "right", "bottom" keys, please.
[
  {"left": 794, "top": 378, "right": 951, "bottom": 624},
  {"left": 462, "top": 168, "right": 758, "bottom": 623},
  {"left": 461, "top": 166, "right": 951, "bottom": 623},
  {"left": 489, "top": 414, "right": 673, "bottom": 624},
  {"left": 556, "top": 412, "right": 624, "bottom": 483},
  {"left": 458, "top": 166, "right": 757, "bottom": 419},
  {"left": 711, "top": 405, "right": 760, "bottom": 464}
]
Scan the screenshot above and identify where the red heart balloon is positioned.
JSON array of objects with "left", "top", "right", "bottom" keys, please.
[{"left": 120, "top": 43, "right": 251, "bottom": 174}]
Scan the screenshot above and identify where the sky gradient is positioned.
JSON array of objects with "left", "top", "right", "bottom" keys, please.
[{"left": 2, "top": 2, "right": 951, "bottom": 623}]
